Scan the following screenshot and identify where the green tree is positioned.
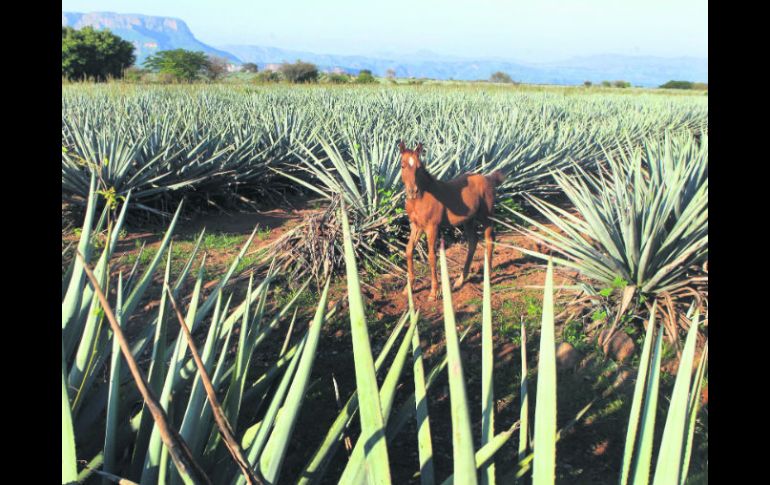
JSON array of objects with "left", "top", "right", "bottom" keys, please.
[
  {"left": 613, "top": 80, "right": 631, "bottom": 88},
  {"left": 583, "top": 80, "right": 592, "bottom": 87},
  {"left": 254, "top": 70, "right": 281, "bottom": 83},
  {"left": 490, "top": 71, "right": 514, "bottom": 83},
  {"left": 326, "top": 73, "right": 351, "bottom": 84},
  {"left": 62, "top": 26, "right": 135, "bottom": 81},
  {"left": 143, "top": 49, "right": 209, "bottom": 82},
  {"left": 241, "top": 62, "right": 259, "bottom": 73},
  {"left": 355, "top": 69, "right": 377, "bottom": 84},
  {"left": 280, "top": 60, "right": 319, "bottom": 83},
  {"left": 660, "top": 80, "right": 695, "bottom": 89}
]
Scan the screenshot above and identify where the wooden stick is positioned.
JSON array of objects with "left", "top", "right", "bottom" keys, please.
[
  {"left": 164, "top": 284, "right": 264, "bottom": 485},
  {"left": 75, "top": 251, "right": 212, "bottom": 485}
]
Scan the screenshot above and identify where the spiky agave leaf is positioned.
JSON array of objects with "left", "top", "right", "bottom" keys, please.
[
  {"left": 336, "top": 317, "right": 417, "bottom": 485},
  {"left": 62, "top": 345, "right": 78, "bottom": 484},
  {"left": 480, "top": 251, "right": 496, "bottom": 485},
  {"left": 296, "top": 313, "right": 410, "bottom": 485},
  {"left": 532, "top": 259, "right": 557, "bottom": 485},
  {"left": 408, "top": 281, "right": 435, "bottom": 485},
  {"left": 438, "top": 240, "right": 477, "bottom": 485},
  {"left": 652, "top": 312, "right": 702, "bottom": 485},
  {"left": 339, "top": 202, "right": 392, "bottom": 484},
  {"left": 619, "top": 303, "right": 659, "bottom": 485},
  {"left": 258, "top": 278, "right": 331, "bottom": 483}
]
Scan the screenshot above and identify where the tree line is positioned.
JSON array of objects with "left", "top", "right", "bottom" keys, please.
[
  {"left": 61, "top": 26, "right": 381, "bottom": 84},
  {"left": 62, "top": 26, "right": 705, "bottom": 89}
]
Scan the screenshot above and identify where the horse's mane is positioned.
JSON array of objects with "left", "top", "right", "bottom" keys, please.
[{"left": 416, "top": 164, "right": 436, "bottom": 191}]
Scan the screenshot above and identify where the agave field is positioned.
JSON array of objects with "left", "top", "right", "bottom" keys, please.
[
  {"left": 62, "top": 84, "right": 706, "bottom": 276},
  {"left": 62, "top": 83, "right": 707, "bottom": 484}
]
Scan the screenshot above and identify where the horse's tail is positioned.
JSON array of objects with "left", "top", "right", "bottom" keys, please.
[{"left": 487, "top": 170, "right": 505, "bottom": 187}]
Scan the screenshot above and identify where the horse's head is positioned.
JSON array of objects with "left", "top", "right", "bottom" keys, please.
[{"left": 399, "top": 141, "right": 426, "bottom": 200}]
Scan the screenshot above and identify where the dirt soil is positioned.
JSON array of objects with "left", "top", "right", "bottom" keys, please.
[{"left": 62, "top": 200, "right": 708, "bottom": 485}]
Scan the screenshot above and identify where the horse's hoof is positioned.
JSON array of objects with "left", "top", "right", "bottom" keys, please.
[
  {"left": 428, "top": 290, "right": 440, "bottom": 301},
  {"left": 452, "top": 277, "right": 464, "bottom": 290},
  {"left": 402, "top": 286, "right": 409, "bottom": 296}
]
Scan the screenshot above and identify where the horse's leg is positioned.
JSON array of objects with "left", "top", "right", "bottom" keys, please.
[
  {"left": 425, "top": 224, "right": 440, "bottom": 301},
  {"left": 483, "top": 222, "right": 495, "bottom": 271},
  {"left": 453, "top": 221, "right": 478, "bottom": 290},
  {"left": 402, "top": 223, "right": 422, "bottom": 295}
]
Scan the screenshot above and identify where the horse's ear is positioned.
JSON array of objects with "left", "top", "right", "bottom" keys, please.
[
  {"left": 398, "top": 141, "right": 406, "bottom": 153},
  {"left": 415, "top": 142, "right": 423, "bottom": 155}
]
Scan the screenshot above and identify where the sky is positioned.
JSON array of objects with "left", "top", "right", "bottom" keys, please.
[{"left": 61, "top": 0, "right": 708, "bottom": 63}]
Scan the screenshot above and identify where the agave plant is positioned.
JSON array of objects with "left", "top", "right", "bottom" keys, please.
[
  {"left": 62, "top": 183, "right": 552, "bottom": 484},
  {"left": 499, "top": 131, "right": 707, "bottom": 338},
  {"left": 619, "top": 304, "right": 708, "bottom": 485},
  {"left": 63, "top": 83, "right": 707, "bottom": 221},
  {"left": 272, "top": 92, "right": 704, "bottom": 278},
  {"left": 63, "top": 187, "right": 706, "bottom": 484},
  {"left": 61, "top": 86, "right": 312, "bottom": 214},
  {"left": 62, "top": 178, "right": 328, "bottom": 484},
  {"left": 265, "top": 130, "right": 412, "bottom": 283}
]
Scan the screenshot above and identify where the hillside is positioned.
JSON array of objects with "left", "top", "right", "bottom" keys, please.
[{"left": 62, "top": 12, "right": 240, "bottom": 64}]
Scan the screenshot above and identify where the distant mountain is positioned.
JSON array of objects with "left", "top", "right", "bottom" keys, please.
[
  {"left": 62, "top": 12, "right": 707, "bottom": 86},
  {"left": 223, "top": 44, "right": 535, "bottom": 79},
  {"left": 223, "top": 45, "right": 706, "bottom": 87},
  {"left": 62, "top": 12, "right": 240, "bottom": 64}
]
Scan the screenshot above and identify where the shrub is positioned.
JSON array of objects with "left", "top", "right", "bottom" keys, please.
[
  {"left": 659, "top": 80, "right": 708, "bottom": 90},
  {"left": 490, "top": 71, "right": 514, "bottom": 83},
  {"left": 355, "top": 69, "right": 377, "bottom": 84},
  {"left": 584, "top": 81, "right": 593, "bottom": 87},
  {"left": 326, "top": 73, "right": 351, "bottom": 84},
  {"left": 613, "top": 80, "right": 631, "bottom": 88},
  {"left": 280, "top": 60, "right": 319, "bottom": 83},
  {"left": 241, "top": 62, "right": 259, "bottom": 73},
  {"left": 254, "top": 70, "right": 281, "bottom": 83}
]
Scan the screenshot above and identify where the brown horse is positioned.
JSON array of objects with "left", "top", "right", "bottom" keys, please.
[{"left": 399, "top": 141, "right": 505, "bottom": 300}]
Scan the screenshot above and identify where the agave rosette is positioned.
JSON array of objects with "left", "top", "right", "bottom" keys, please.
[{"left": 501, "top": 131, "right": 707, "bottom": 298}]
